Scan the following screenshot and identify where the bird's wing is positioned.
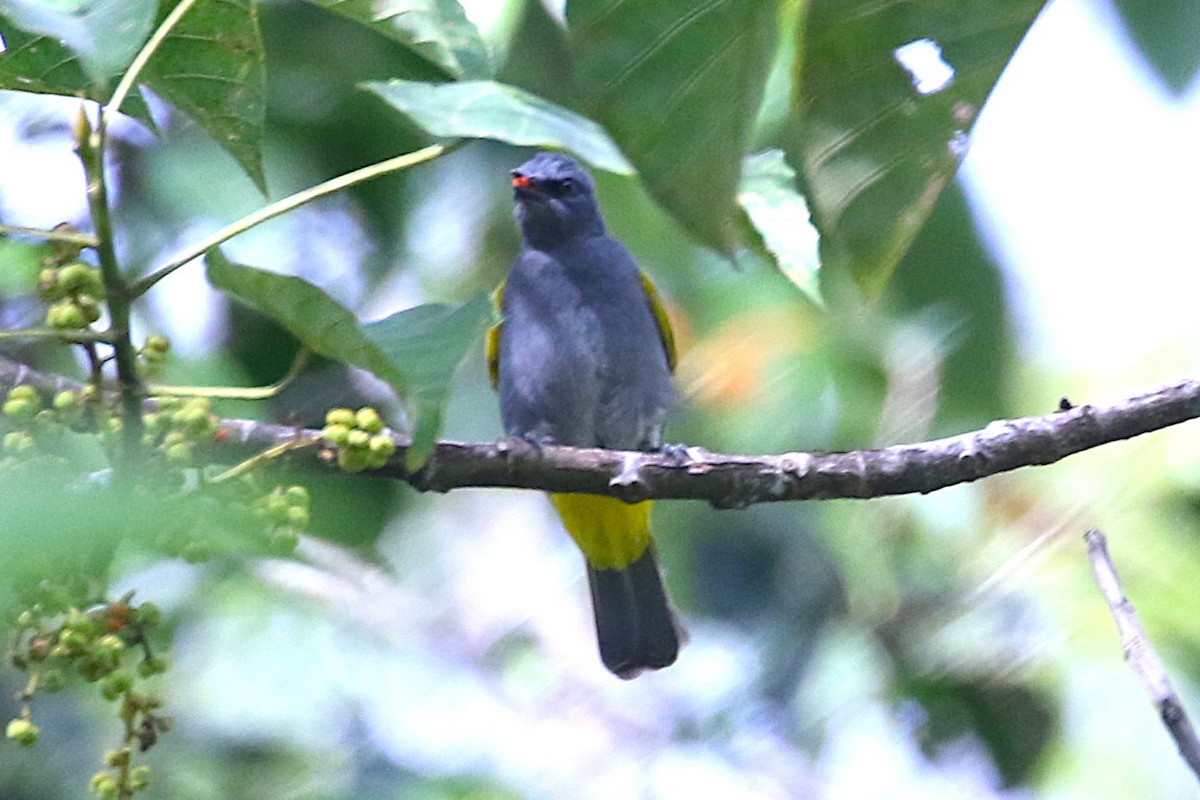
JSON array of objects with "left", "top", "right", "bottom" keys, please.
[
  {"left": 639, "top": 271, "right": 677, "bottom": 373},
  {"left": 485, "top": 279, "right": 505, "bottom": 391}
]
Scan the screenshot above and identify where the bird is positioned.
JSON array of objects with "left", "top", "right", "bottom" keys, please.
[{"left": 485, "top": 151, "right": 683, "bottom": 678}]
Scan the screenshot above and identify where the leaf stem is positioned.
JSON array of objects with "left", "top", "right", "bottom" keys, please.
[
  {"left": 0, "top": 224, "right": 98, "bottom": 248},
  {"left": 148, "top": 349, "right": 310, "bottom": 400},
  {"left": 129, "top": 142, "right": 452, "bottom": 298},
  {"left": 0, "top": 328, "right": 114, "bottom": 345},
  {"left": 104, "top": 0, "right": 199, "bottom": 124}
]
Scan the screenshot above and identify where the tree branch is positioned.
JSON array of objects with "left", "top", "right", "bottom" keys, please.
[
  {"left": 1084, "top": 529, "right": 1200, "bottom": 784},
  {"left": 3, "top": 354, "right": 1198, "bottom": 505}
]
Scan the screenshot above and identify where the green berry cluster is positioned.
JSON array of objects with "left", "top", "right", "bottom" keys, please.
[
  {"left": 136, "top": 334, "right": 171, "bottom": 377},
  {"left": 254, "top": 484, "right": 310, "bottom": 555},
  {"left": 7, "top": 597, "right": 169, "bottom": 797},
  {"left": 140, "top": 396, "right": 220, "bottom": 465},
  {"left": 322, "top": 407, "right": 397, "bottom": 472},
  {"left": 39, "top": 262, "right": 105, "bottom": 330},
  {"left": 2, "top": 385, "right": 84, "bottom": 459}
]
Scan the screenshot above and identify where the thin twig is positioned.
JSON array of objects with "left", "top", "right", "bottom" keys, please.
[
  {"left": 103, "top": 0, "right": 198, "bottom": 123},
  {"left": 1084, "top": 529, "right": 1200, "bottom": 783},
  {"left": 129, "top": 143, "right": 451, "bottom": 298},
  {"left": 148, "top": 349, "right": 310, "bottom": 400},
  {"left": 0, "top": 224, "right": 98, "bottom": 248},
  {"left": 77, "top": 108, "right": 145, "bottom": 466}
]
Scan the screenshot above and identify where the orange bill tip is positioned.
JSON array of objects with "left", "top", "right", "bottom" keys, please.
[{"left": 512, "top": 174, "right": 532, "bottom": 188}]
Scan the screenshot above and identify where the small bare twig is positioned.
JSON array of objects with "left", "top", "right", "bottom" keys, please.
[{"left": 1084, "top": 529, "right": 1200, "bottom": 783}]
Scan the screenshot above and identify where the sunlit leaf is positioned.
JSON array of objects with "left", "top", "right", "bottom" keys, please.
[
  {"left": 792, "top": 0, "right": 1048, "bottom": 297},
  {"left": 0, "top": 237, "right": 51, "bottom": 294},
  {"left": 0, "top": 0, "right": 156, "bottom": 82},
  {"left": 142, "top": 0, "right": 268, "bottom": 194},
  {"left": 206, "top": 250, "right": 490, "bottom": 464},
  {"left": 364, "top": 78, "right": 632, "bottom": 174},
  {"left": 567, "top": 0, "right": 780, "bottom": 255},
  {"left": 0, "top": 16, "right": 155, "bottom": 122},
  {"left": 737, "top": 149, "right": 820, "bottom": 304},
  {"left": 306, "top": 0, "right": 490, "bottom": 79}
]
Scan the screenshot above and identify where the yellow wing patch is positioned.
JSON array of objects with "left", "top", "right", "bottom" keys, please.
[
  {"left": 640, "top": 272, "right": 677, "bottom": 373},
  {"left": 485, "top": 279, "right": 505, "bottom": 390}
]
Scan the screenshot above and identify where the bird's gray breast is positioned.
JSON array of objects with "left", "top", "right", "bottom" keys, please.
[{"left": 498, "top": 241, "right": 673, "bottom": 450}]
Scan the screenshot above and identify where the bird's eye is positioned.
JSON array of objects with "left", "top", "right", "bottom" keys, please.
[{"left": 557, "top": 177, "right": 576, "bottom": 193}]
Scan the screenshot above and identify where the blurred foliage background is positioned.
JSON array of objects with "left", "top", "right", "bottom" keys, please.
[{"left": 3, "top": 0, "right": 1200, "bottom": 798}]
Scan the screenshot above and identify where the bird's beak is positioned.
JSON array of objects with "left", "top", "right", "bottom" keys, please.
[{"left": 511, "top": 173, "right": 533, "bottom": 189}]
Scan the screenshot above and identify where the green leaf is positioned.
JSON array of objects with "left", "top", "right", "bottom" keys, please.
[
  {"left": 205, "top": 249, "right": 490, "bottom": 465},
  {"left": 0, "top": 237, "right": 50, "bottom": 294},
  {"left": 141, "top": 0, "right": 267, "bottom": 194},
  {"left": 306, "top": 0, "right": 490, "bottom": 79},
  {"left": 737, "top": 150, "right": 820, "bottom": 304},
  {"left": 567, "top": 0, "right": 780, "bottom": 255},
  {"left": 361, "top": 296, "right": 491, "bottom": 466},
  {"left": 0, "top": 0, "right": 157, "bottom": 82},
  {"left": 364, "top": 78, "right": 633, "bottom": 175},
  {"left": 1112, "top": 0, "right": 1200, "bottom": 95},
  {"left": 792, "top": 0, "right": 1048, "bottom": 297},
  {"left": 0, "top": 16, "right": 155, "bottom": 123}
]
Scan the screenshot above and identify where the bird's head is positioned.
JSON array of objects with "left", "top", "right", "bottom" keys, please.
[{"left": 511, "top": 152, "right": 605, "bottom": 246}]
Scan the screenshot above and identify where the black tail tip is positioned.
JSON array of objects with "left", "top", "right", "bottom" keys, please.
[{"left": 588, "top": 547, "right": 684, "bottom": 679}]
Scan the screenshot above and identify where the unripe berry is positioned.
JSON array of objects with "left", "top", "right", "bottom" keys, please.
[
  {"left": 325, "top": 407, "right": 356, "bottom": 428},
  {"left": 2, "top": 398, "right": 36, "bottom": 420},
  {"left": 164, "top": 441, "right": 192, "bottom": 464},
  {"left": 104, "top": 747, "right": 131, "bottom": 768},
  {"left": 58, "top": 262, "right": 92, "bottom": 292},
  {"left": 53, "top": 390, "right": 78, "bottom": 412},
  {"left": 37, "top": 268, "right": 63, "bottom": 300},
  {"left": 8, "top": 385, "right": 38, "bottom": 403},
  {"left": 75, "top": 294, "right": 102, "bottom": 324},
  {"left": 322, "top": 423, "right": 351, "bottom": 447},
  {"left": 41, "top": 668, "right": 65, "bottom": 692},
  {"left": 6, "top": 718, "right": 39, "bottom": 746},
  {"left": 134, "top": 602, "right": 161, "bottom": 628},
  {"left": 355, "top": 407, "right": 384, "bottom": 434},
  {"left": 346, "top": 429, "right": 370, "bottom": 449},
  {"left": 269, "top": 526, "right": 300, "bottom": 555},
  {"left": 137, "top": 655, "right": 169, "bottom": 677},
  {"left": 285, "top": 505, "right": 310, "bottom": 529},
  {"left": 283, "top": 485, "right": 310, "bottom": 509},
  {"left": 89, "top": 771, "right": 118, "bottom": 798},
  {"left": 337, "top": 448, "right": 369, "bottom": 473},
  {"left": 129, "top": 765, "right": 152, "bottom": 790}
]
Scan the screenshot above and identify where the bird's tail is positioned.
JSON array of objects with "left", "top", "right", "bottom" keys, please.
[{"left": 551, "top": 494, "right": 682, "bottom": 678}]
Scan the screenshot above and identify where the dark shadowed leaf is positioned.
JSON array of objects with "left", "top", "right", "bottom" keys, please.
[
  {"left": 364, "top": 79, "right": 632, "bottom": 174},
  {"left": 1111, "top": 0, "right": 1200, "bottom": 95},
  {"left": 142, "top": 0, "right": 268, "bottom": 194},
  {"left": 738, "top": 149, "right": 821, "bottom": 304},
  {"left": 206, "top": 250, "right": 489, "bottom": 464},
  {"left": 567, "top": 0, "right": 780, "bottom": 255},
  {"left": 306, "top": 0, "right": 490, "bottom": 79},
  {"left": 0, "top": 15, "right": 154, "bottom": 123},
  {"left": 792, "top": 0, "right": 1048, "bottom": 297},
  {"left": 361, "top": 296, "right": 491, "bottom": 465},
  {"left": 0, "top": 0, "right": 156, "bottom": 82}
]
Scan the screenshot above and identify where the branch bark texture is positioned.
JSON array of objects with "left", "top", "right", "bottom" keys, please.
[
  {"left": 2, "top": 355, "right": 1199, "bottom": 506},
  {"left": 1084, "top": 529, "right": 1200, "bottom": 784}
]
